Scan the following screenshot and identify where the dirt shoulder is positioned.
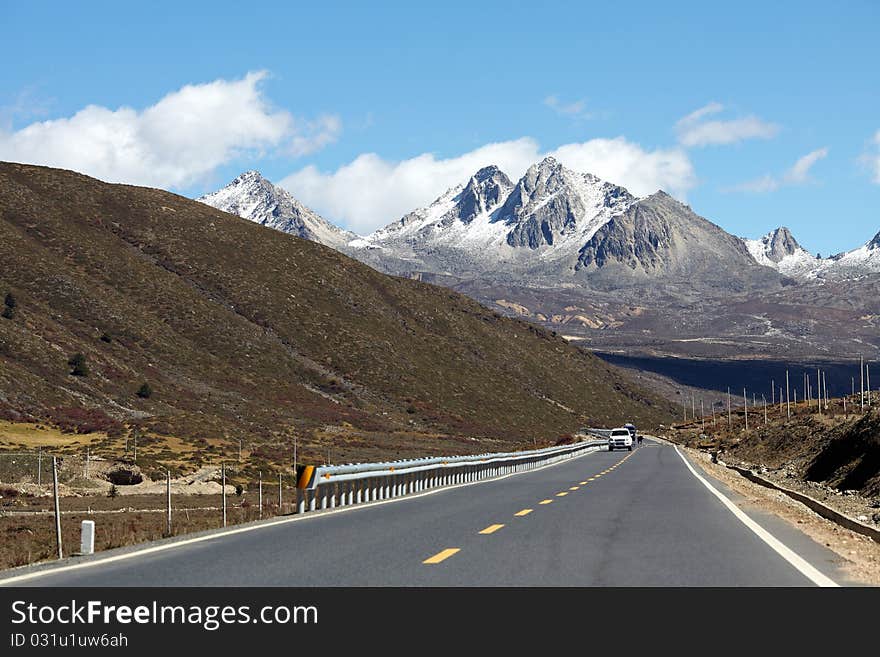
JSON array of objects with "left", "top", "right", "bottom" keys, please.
[{"left": 679, "top": 444, "right": 880, "bottom": 586}]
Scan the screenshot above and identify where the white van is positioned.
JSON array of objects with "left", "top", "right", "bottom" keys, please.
[{"left": 608, "top": 427, "right": 633, "bottom": 452}]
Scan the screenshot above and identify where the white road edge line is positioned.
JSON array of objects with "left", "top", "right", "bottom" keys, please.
[
  {"left": 674, "top": 445, "right": 838, "bottom": 587},
  {"left": 0, "top": 446, "right": 604, "bottom": 586}
]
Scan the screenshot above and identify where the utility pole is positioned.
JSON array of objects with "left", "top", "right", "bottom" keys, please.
[
  {"left": 771, "top": 379, "right": 775, "bottom": 406},
  {"left": 823, "top": 370, "right": 829, "bottom": 410},
  {"left": 861, "top": 354, "right": 865, "bottom": 411},
  {"left": 786, "top": 370, "right": 791, "bottom": 419},
  {"left": 52, "top": 456, "right": 62, "bottom": 560},
  {"left": 692, "top": 394, "right": 696, "bottom": 423},
  {"left": 701, "top": 400, "right": 705, "bottom": 432},
  {"left": 868, "top": 364, "right": 872, "bottom": 406},
  {"left": 37, "top": 446, "right": 42, "bottom": 487},
  {"left": 84, "top": 446, "right": 89, "bottom": 479},
  {"left": 744, "top": 388, "right": 748, "bottom": 431},
  {"left": 727, "top": 388, "right": 731, "bottom": 428},
  {"left": 166, "top": 469, "right": 172, "bottom": 536},
  {"left": 258, "top": 471, "right": 263, "bottom": 520},
  {"left": 763, "top": 395, "right": 767, "bottom": 424}
]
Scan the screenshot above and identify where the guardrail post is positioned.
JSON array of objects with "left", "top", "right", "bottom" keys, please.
[
  {"left": 297, "top": 490, "right": 306, "bottom": 514},
  {"left": 320, "top": 486, "right": 328, "bottom": 510}
]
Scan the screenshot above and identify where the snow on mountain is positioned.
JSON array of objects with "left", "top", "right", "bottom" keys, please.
[
  {"left": 352, "top": 157, "right": 637, "bottom": 272},
  {"left": 742, "top": 226, "right": 880, "bottom": 280},
  {"left": 821, "top": 229, "right": 880, "bottom": 278},
  {"left": 742, "top": 227, "right": 822, "bottom": 278},
  {"left": 197, "top": 168, "right": 880, "bottom": 287},
  {"left": 197, "top": 171, "right": 355, "bottom": 249}
]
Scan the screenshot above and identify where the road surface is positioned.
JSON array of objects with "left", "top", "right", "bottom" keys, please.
[{"left": 1, "top": 440, "right": 844, "bottom": 586}]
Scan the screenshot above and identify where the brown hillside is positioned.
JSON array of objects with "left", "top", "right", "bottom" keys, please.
[{"left": 0, "top": 162, "right": 675, "bottom": 464}]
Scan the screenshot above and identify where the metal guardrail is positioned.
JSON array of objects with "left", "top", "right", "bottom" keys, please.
[
  {"left": 583, "top": 428, "right": 613, "bottom": 439},
  {"left": 293, "top": 437, "right": 608, "bottom": 514}
]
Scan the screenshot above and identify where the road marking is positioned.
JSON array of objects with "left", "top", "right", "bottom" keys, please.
[
  {"left": 515, "top": 508, "right": 533, "bottom": 516},
  {"left": 0, "top": 444, "right": 608, "bottom": 586},
  {"left": 673, "top": 446, "right": 838, "bottom": 587},
  {"left": 569, "top": 486, "right": 579, "bottom": 490},
  {"left": 556, "top": 492, "right": 568, "bottom": 497},
  {"left": 579, "top": 481, "right": 588, "bottom": 485},
  {"left": 479, "top": 524, "right": 504, "bottom": 535},
  {"left": 539, "top": 499, "right": 553, "bottom": 505},
  {"left": 423, "top": 548, "right": 460, "bottom": 564}
]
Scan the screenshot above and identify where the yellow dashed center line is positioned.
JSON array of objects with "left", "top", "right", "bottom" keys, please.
[
  {"left": 421, "top": 450, "right": 641, "bottom": 567},
  {"left": 423, "top": 548, "right": 460, "bottom": 564}
]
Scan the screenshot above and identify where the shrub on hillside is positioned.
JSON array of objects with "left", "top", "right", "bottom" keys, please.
[
  {"left": 47, "top": 406, "right": 123, "bottom": 435},
  {"left": 136, "top": 382, "right": 152, "bottom": 399},
  {"left": 67, "top": 353, "right": 88, "bottom": 377}
]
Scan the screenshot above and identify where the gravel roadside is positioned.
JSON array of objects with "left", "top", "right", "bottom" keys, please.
[{"left": 680, "top": 445, "right": 880, "bottom": 586}]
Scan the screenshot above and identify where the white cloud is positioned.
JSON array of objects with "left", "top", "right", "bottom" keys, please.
[
  {"left": 864, "top": 130, "right": 880, "bottom": 184},
  {"left": 0, "top": 71, "right": 337, "bottom": 189},
  {"left": 289, "top": 114, "right": 342, "bottom": 157},
  {"left": 677, "top": 101, "right": 724, "bottom": 126},
  {"left": 786, "top": 147, "right": 829, "bottom": 184},
  {"left": 676, "top": 102, "right": 779, "bottom": 147},
  {"left": 280, "top": 137, "right": 695, "bottom": 235},
  {"left": 544, "top": 95, "right": 592, "bottom": 120},
  {"left": 725, "top": 147, "right": 828, "bottom": 193}
]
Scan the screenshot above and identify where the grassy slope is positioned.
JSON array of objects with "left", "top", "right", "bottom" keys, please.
[{"left": 0, "top": 162, "right": 675, "bottom": 463}]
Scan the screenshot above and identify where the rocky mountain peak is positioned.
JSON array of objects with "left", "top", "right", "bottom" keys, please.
[
  {"left": 456, "top": 166, "right": 513, "bottom": 224},
  {"left": 868, "top": 229, "right": 880, "bottom": 250},
  {"left": 762, "top": 226, "right": 802, "bottom": 262},
  {"left": 198, "top": 171, "right": 354, "bottom": 248}
]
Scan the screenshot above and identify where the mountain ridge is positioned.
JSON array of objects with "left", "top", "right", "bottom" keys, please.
[{"left": 0, "top": 161, "right": 676, "bottom": 460}]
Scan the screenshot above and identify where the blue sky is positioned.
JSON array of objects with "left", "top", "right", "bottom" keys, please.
[{"left": 2, "top": 0, "right": 878, "bottom": 253}]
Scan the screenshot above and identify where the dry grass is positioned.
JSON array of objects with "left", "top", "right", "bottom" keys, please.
[{"left": 0, "top": 421, "right": 105, "bottom": 449}]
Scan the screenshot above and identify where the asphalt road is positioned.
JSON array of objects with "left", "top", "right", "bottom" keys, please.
[{"left": 2, "top": 441, "right": 844, "bottom": 586}]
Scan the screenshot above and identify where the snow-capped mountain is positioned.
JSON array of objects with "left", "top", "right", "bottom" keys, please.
[
  {"left": 820, "top": 229, "right": 880, "bottom": 278},
  {"left": 351, "top": 157, "right": 644, "bottom": 278},
  {"left": 741, "top": 226, "right": 880, "bottom": 280},
  {"left": 198, "top": 171, "right": 356, "bottom": 249},
  {"left": 198, "top": 166, "right": 880, "bottom": 288},
  {"left": 352, "top": 157, "right": 778, "bottom": 292},
  {"left": 741, "top": 227, "right": 821, "bottom": 278}
]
